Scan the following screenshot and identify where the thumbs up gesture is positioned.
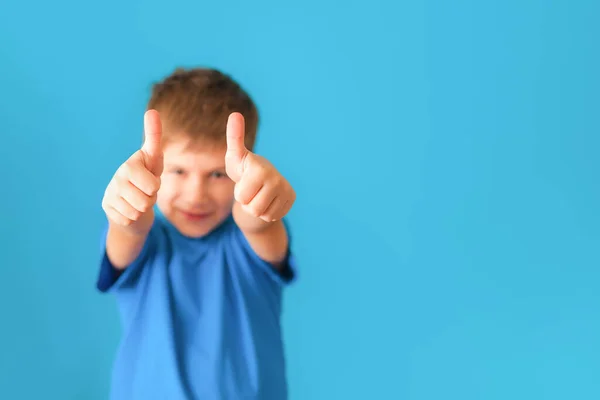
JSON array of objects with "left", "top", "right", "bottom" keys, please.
[
  {"left": 102, "top": 110, "right": 164, "bottom": 233},
  {"left": 225, "top": 113, "right": 295, "bottom": 222}
]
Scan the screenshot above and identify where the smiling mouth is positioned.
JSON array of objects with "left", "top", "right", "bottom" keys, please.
[{"left": 179, "top": 210, "right": 213, "bottom": 221}]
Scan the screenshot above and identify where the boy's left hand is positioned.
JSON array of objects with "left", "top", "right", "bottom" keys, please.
[{"left": 225, "top": 112, "right": 296, "bottom": 222}]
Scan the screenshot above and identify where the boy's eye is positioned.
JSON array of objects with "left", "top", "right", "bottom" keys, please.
[
  {"left": 211, "top": 171, "right": 227, "bottom": 179},
  {"left": 172, "top": 168, "right": 185, "bottom": 175}
]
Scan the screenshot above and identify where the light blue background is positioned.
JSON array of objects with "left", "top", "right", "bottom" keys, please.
[{"left": 1, "top": 1, "right": 598, "bottom": 399}]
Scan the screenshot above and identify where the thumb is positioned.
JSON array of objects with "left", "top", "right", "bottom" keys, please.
[
  {"left": 141, "top": 109, "right": 164, "bottom": 176},
  {"left": 225, "top": 112, "right": 249, "bottom": 180}
]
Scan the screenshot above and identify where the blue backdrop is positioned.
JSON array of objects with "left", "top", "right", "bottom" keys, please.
[{"left": 1, "top": 1, "right": 598, "bottom": 399}]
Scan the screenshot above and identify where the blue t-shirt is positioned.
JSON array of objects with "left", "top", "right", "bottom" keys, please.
[{"left": 96, "top": 212, "right": 296, "bottom": 400}]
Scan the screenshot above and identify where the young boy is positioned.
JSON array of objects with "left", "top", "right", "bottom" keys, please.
[{"left": 96, "top": 67, "right": 297, "bottom": 400}]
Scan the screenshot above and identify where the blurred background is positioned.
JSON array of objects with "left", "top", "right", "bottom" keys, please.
[{"left": 1, "top": 0, "right": 598, "bottom": 399}]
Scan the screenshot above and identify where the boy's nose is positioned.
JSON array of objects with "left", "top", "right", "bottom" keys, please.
[{"left": 185, "top": 179, "right": 209, "bottom": 204}]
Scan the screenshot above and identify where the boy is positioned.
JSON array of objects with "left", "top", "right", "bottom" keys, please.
[{"left": 96, "top": 67, "right": 297, "bottom": 400}]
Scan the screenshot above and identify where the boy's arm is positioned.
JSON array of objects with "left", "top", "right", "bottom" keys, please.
[
  {"left": 232, "top": 203, "right": 289, "bottom": 266},
  {"left": 101, "top": 110, "right": 163, "bottom": 269},
  {"left": 104, "top": 214, "right": 153, "bottom": 269},
  {"left": 226, "top": 113, "right": 296, "bottom": 267}
]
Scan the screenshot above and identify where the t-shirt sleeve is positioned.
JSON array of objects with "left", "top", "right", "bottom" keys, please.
[
  {"left": 96, "top": 221, "right": 159, "bottom": 293},
  {"left": 232, "top": 218, "right": 298, "bottom": 286}
]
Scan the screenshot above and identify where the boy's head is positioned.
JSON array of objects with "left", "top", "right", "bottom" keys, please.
[{"left": 148, "top": 67, "right": 259, "bottom": 238}]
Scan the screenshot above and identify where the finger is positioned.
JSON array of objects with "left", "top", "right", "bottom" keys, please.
[
  {"left": 142, "top": 109, "right": 162, "bottom": 156},
  {"left": 276, "top": 189, "right": 295, "bottom": 220},
  {"left": 226, "top": 112, "right": 248, "bottom": 160},
  {"left": 142, "top": 109, "right": 164, "bottom": 176},
  {"left": 234, "top": 175, "right": 263, "bottom": 205},
  {"left": 111, "top": 196, "right": 141, "bottom": 221},
  {"left": 105, "top": 206, "right": 133, "bottom": 226},
  {"left": 118, "top": 160, "right": 161, "bottom": 196},
  {"left": 119, "top": 180, "right": 156, "bottom": 213},
  {"left": 272, "top": 199, "right": 292, "bottom": 221},
  {"left": 245, "top": 186, "right": 276, "bottom": 218},
  {"left": 261, "top": 196, "right": 284, "bottom": 221}
]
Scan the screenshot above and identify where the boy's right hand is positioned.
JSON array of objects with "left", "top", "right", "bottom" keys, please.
[{"left": 102, "top": 110, "right": 163, "bottom": 234}]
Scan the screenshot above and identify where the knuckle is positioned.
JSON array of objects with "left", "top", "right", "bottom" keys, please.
[
  {"left": 258, "top": 165, "right": 270, "bottom": 178},
  {"left": 234, "top": 185, "right": 247, "bottom": 204},
  {"left": 151, "top": 176, "right": 161, "bottom": 193},
  {"left": 243, "top": 203, "right": 258, "bottom": 217},
  {"left": 272, "top": 175, "right": 283, "bottom": 187},
  {"left": 117, "top": 162, "right": 131, "bottom": 177},
  {"left": 139, "top": 199, "right": 153, "bottom": 213},
  {"left": 105, "top": 179, "right": 118, "bottom": 196},
  {"left": 107, "top": 210, "right": 124, "bottom": 226},
  {"left": 112, "top": 179, "right": 125, "bottom": 195},
  {"left": 140, "top": 177, "right": 159, "bottom": 195},
  {"left": 120, "top": 217, "right": 133, "bottom": 226},
  {"left": 249, "top": 162, "right": 267, "bottom": 178},
  {"left": 102, "top": 193, "right": 116, "bottom": 211},
  {"left": 102, "top": 199, "right": 111, "bottom": 212},
  {"left": 250, "top": 205, "right": 262, "bottom": 217},
  {"left": 130, "top": 209, "right": 142, "bottom": 220}
]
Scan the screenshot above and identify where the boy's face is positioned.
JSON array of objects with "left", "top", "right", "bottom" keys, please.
[{"left": 156, "top": 138, "right": 235, "bottom": 238}]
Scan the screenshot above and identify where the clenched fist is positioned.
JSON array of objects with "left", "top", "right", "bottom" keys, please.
[
  {"left": 102, "top": 110, "right": 163, "bottom": 233},
  {"left": 225, "top": 112, "right": 295, "bottom": 222}
]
